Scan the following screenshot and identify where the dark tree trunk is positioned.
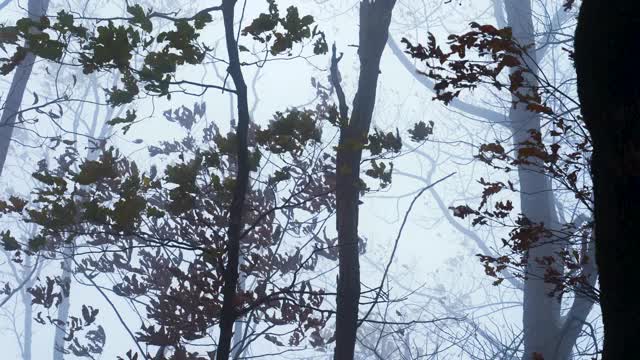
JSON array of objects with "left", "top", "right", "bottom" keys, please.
[
  {"left": 574, "top": 1, "right": 640, "bottom": 358},
  {"left": 216, "top": 1, "right": 251, "bottom": 359},
  {"left": 333, "top": 1, "right": 396, "bottom": 359}
]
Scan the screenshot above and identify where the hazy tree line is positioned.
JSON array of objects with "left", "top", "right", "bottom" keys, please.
[{"left": 0, "top": 0, "right": 635, "bottom": 359}]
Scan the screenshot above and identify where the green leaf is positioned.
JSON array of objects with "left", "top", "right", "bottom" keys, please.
[
  {"left": 367, "top": 129, "right": 402, "bottom": 155},
  {"left": 1, "top": 231, "right": 20, "bottom": 251},
  {"left": 127, "top": 4, "right": 153, "bottom": 32},
  {"left": 242, "top": 13, "right": 278, "bottom": 38},
  {"left": 112, "top": 196, "right": 146, "bottom": 232},
  {"left": 365, "top": 160, "right": 394, "bottom": 188},
  {"left": 0, "top": 26, "right": 19, "bottom": 47},
  {"left": 28, "top": 235, "right": 47, "bottom": 252},
  {"left": 255, "top": 109, "right": 322, "bottom": 154},
  {"left": 193, "top": 11, "right": 213, "bottom": 30},
  {"left": 408, "top": 120, "right": 434, "bottom": 142},
  {"left": 74, "top": 150, "right": 119, "bottom": 185}
]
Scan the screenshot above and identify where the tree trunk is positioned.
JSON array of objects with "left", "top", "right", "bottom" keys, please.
[
  {"left": 53, "top": 79, "right": 115, "bottom": 360},
  {"left": 216, "top": 1, "right": 251, "bottom": 359},
  {"left": 52, "top": 250, "right": 72, "bottom": 360},
  {"left": 22, "top": 255, "right": 34, "bottom": 360},
  {"left": 504, "top": 3, "right": 562, "bottom": 359},
  {"left": 574, "top": 1, "right": 640, "bottom": 358},
  {"left": 504, "top": 2, "right": 597, "bottom": 359},
  {"left": 0, "top": 0, "right": 50, "bottom": 175},
  {"left": 333, "top": 2, "right": 396, "bottom": 359}
]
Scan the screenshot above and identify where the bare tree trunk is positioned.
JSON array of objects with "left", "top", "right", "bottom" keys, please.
[
  {"left": 52, "top": 249, "right": 72, "bottom": 360},
  {"left": 391, "top": 1, "right": 596, "bottom": 358},
  {"left": 505, "top": 2, "right": 597, "bottom": 359},
  {"left": 216, "top": 1, "right": 251, "bottom": 359},
  {"left": 575, "top": 1, "right": 640, "bottom": 358},
  {"left": 332, "top": 2, "right": 396, "bottom": 359},
  {"left": 22, "top": 255, "right": 34, "bottom": 360},
  {"left": 504, "top": 3, "right": 562, "bottom": 359},
  {"left": 0, "top": 0, "right": 50, "bottom": 175},
  {"left": 52, "top": 73, "right": 115, "bottom": 360}
]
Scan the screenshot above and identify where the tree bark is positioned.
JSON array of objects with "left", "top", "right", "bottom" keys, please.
[
  {"left": 503, "top": 2, "right": 600, "bottom": 359},
  {"left": 575, "top": 1, "right": 640, "bottom": 358},
  {"left": 0, "top": 0, "right": 50, "bottom": 176},
  {"left": 504, "top": 3, "right": 563, "bottom": 359},
  {"left": 52, "top": 249, "right": 72, "bottom": 360},
  {"left": 22, "top": 256, "right": 33, "bottom": 360},
  {"left": 216, "top": 1, "right": 251, "bottom": 359},
  {"left": 333, "top": 2, "right": 396, "bottom": 359}
]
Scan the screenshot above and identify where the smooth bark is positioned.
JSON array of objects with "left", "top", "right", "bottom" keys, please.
[
  {"left": 505, "top": 2, "right": 562, "bottom": 358},
  {"left": 0, "top": 0, "right": 13, "bottom": 11},
  {"left": 52, "top": 250, "right": 72, "bottom": 360},
  {"left": 394, "top": 1, "right": 597, "bottom": 357},
  {"left": 22, "top": 256, "right": 33, "bottom": 360},
  {"left": 505, "top": 2, "right": 597, "bottom": 358}
]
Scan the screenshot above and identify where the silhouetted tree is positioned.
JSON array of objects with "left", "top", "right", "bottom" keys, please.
[{"left": 575, "top": 0, "right": 640, "bottom": 358}]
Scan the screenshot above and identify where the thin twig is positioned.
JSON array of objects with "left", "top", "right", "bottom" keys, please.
[{"left": 358, "top": 172, "right": 456, "bottom": 327}]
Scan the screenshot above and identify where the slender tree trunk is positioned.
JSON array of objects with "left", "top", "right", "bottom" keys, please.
[
  {"left": 333, "top": 2, "right": 396, "bottom": 359},
  {"left": 392, "top": 1, "right": 597, "bottom": 358},
  {"left": 22, "top": 255, "right": 34, "bottom": 360},
  {"left": 503, "top": 2, "right": 598, "bottom": 359},
  {"left": 575, "top": 1, "right": 640, "bottom": 358},
  {"left": 230, "top": 266, "right": 246, "bottom": 359},
  {"left": 0, "top": 0, "right": 55, "bottom": 357},
  {"left": 504, "top": 3, "right": 562, "bottom": 359},
  {"left": 52, "top": 249, "right": 72, "bottom": 360},
  {"left": 0, "top": 0, "right": 50, "bottom": 175},
  {"left": 216, "top": 1, "right": 251, "bottom": 359},
  {"left": 52, "top": 75, "right": 115, "bottom": 360}
]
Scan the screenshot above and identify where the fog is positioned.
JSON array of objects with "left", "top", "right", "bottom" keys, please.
[{"left": 0, "top": 1, "right": 601, "bottom": 359}]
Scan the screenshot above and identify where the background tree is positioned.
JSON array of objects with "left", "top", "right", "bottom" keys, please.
[
  {"left": 397, "top": 0, "right": 599, "bottom": 358},
  {"left": 0, "top": 0, "right": 50, "bottom": 174}
]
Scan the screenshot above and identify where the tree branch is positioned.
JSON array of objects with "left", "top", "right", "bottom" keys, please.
[{"left": 386, "top": 36, "right": 508, "bottom": 129}]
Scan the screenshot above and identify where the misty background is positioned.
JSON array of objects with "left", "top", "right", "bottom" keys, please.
[{"left": 0, "top": 0, "right": 600, "bottom": 359}]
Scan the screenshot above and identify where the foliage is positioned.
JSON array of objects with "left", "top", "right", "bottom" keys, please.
[
  {"left": 1, "top": 101, "right": 338, "bottom": 357},
  {"left": 0, "top": 1, "right": 440, "bottom": 358},
  {"left": 241, "top": 0, "right": 328, "bottom": 56},
  {"left": 403, "top": 21, "right": 596, "bottom": 299},
  {"left": 0, "top": 1, "right": 326, "bottom": 106},
  {"left": 0, "top": 2, "right": 336, "bottom": 358}
]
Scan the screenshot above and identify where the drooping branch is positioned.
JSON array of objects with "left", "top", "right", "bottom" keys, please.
[{"left": 386, "top": 36, "right": 508, "bottom": 129}]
